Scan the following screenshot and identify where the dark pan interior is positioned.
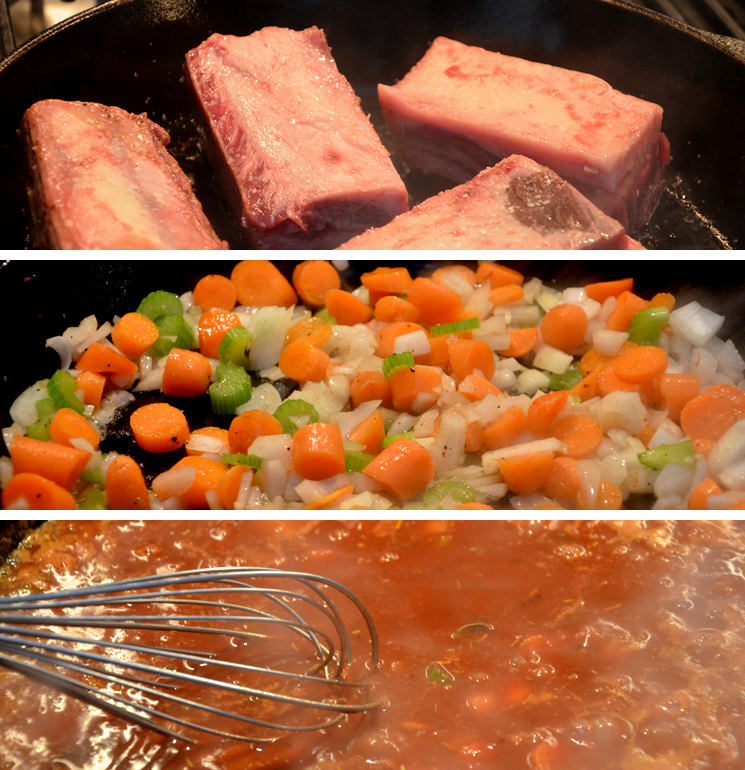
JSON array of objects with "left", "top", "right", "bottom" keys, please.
[{"left": 0, "top": 0, "right": 744, "bottom": 249}]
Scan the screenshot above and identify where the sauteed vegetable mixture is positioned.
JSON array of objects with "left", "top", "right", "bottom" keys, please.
[{"left": 2, "top": 259, "right": 745, "bottom": 510}]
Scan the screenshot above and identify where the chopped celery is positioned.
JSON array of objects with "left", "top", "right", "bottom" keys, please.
[
  {"left": 209, "top": 364, "right": 253, "bottom": 416},
  {"left": 638, "top": 439, "right": 696, "bottom": 470},
  {"left": 422, "top": 481, "right": 475, "bottom": 508},
  {"left": 426, "top": 662, "right": 455, "bottom": 684},
  {"left": 548, "top": 370, "right": 584, "bottom": 391},
  {"left": 452, "top": 622, "right": 494, "bottom": 640},
  {"left": 628, "top": 306, "right": 670, "bottom": 347},
  {"left": 382, "top": 352, "right": 415, "bottom": 379},
  {"left": 223, "top": 453, "right": 263, "bottom": 469},
  {"left": 218, "top": 326, "right": 253, "bottom": 368},
  {"left": 314, "top": 307, "right": 337, "bottom": 324},
  {"left": 78, "top": 488, "right": 107, "bottom": 510},
  {"left": 47, "top": 370, "right": 85, "bottom": 414},
  {"left": 345, "top": 451, "right": 375, "bottom": 473},
  {"left": 381, "top": 431, "right": 415, "bottom": 448},
  {"left": 430, "top": 317, "right": 481, "bottom": 337},
  {"left": 26, "top": 398, "right": 57, "bottom": 441},
  {"left": 136, "top": 290, "right": 183, "bottom": 321},
  {"left": 273, "top": 399, "right": 320, "bottom": 435},
  {"left": 80, "top": 467, "right": 104, "bottom": 484},
  {"left": 150, "top": 314, "right": 195, "bottom": 357}
]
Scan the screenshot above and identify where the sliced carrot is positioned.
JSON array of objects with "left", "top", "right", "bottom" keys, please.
[
  {"left": 612, "top": 345, "right": 669, "bottom": 384},
  {"left": 302, "top": 484, "right": 356, "bottom": 510},
  {"left": 649, "top": 292, "right": 675, "bottom": 313},
  {"left": 111, "top": 312, "right": 160, "bottom": 359},
  {"left": 347, "top": 410, "right": 385, "bottom": 455},
  {"left": 375, "top": 322, "right": 430, "bottom": 360},
  {"left": 693, "top": 437, "right": 716, "bottom": 459},
  {"left": 605, "top": 290, "right": 649, "bottom": 332},
  {"left": 389, "top": 366, "right": 443, "bottom": 414},
  {"left": 286, "top": 315, "right": 333, "bottom": 348},
  {"left": 497, "top": 451, "right": 554, "bottom": 496},
  {"left": 10, "top": 435, "right": 91, "bottom": 490},
  {"left": 374, "top": 295, "right": 421, "bottom": 323},
  {"left": 593, "top": 479, "right": 623, "bottom": 511},
  {"left": 324, "top": 289, "right": 372, "bottom": 326},
  {"left": 579, "top": 347, "right": 616, "bottom": 376},
  {"left": 456, "top": 502, "right": 494, "bottom": 510},
  {"left": 170, "top": 456, "right": 228, "bottom": 509},
  {"left": 198, "top": 309, "right": 241, "bottom": 360},
  {"left": 680, "top": 391, "right": 738, "bottom": 442},
  {"left": 547, "top": 415, "right": 604, "bottom": 459},
  {"left": 483, "top": 406, "right": 529, "bottom": 450},
  {"left": 497, "top": 327, "right": 539, "bottom": 359},
  {"left": 74, "top": 371, "right": 107, "bottom": 409},
  {"left": 292, "top": 422, "right": 346, "bottom": 480},
  {"left": 635, "top": 425, "right": 656, "bottom": 448},
  {"left": 527, "top": 391, "right": 570, "bottom": 438},
  {"left": 584, "top": 277, "right": 634, "bottom": 304},
  {"left": 568, "top": 370, "right": 600, "bottom": 403},
  {"left": 465, "top": 419, "right": 485, "bottom": 453},
  {"left": 162, "top": 348, "right": 212, "bottom": 398},
  {"left": 105, "top": 455, "right": 150, "bottom": 510},
  {"left": 186, "top": 426, "right": 230, "bottom": 456},
  {"left": 362, "top": 438, "right": 434, "bottom": 502},
  {"left": 228, "top": 410, "right": 283, "bottom": 454},
  {"left": 350, "top": 371, "right": 393, "bottom": 409},
  {"left": 488, "top": 283, "right": 524, "bottom": 307},
  {"left": 217, "top": 464, "right": 253, "bottom": 510},
  {"left": 407, "top": 277, "right": 463, "bottom": 325},
  {"left": 654, "top": 373, "right": 701, "bottom": 422},
  {"left": 597, "top": 366, "right": 656, "bottom": 407},
  {"left": 230, "top": 260, "right": 298, "bottom": 307},
  {"left": 702, "top": 384, "right": 745, "bottom": 419},
  {"left": 540, "top": 304, "right": 589, "bottom": 353},
  {"left": 48, "top": 407, "right": 101, "bottom": 450},
  {"left": 193, "top": 274, "right": 237, "bottom": 312},
  {"left": 448, "top": 339, "right": 496, "bottom": 382},
  {"left": 476, "top": 262, "right": 524, "bottom": 288},
  {"left": 1, "top": 472, "right": 76, "bottom": 510},
  {"left": 360, "top": 266, "right": 413, "bottom": 296},
  {"left": 457, "top": 373, "right": 501, "bottom": 402},
  {"left": 75, "top": 341, "right": 138, "bottom": 376},
  {"left": 129, "top": 402, "right": 190, "bottom": 453},
  {"left": 292, "top": 260, "right": 341, "bottom": 307},
  {"left": 278, "top": 340, "right": 331, "bottom": 384},
  {"left": 540, "top": 456, "right": 580, "bottom": 508},
  {"left": 688, "top": 477, "right": 722, "bottom": 511},
  {"left": 424, "top": 334, "right": 455, "bottom": 368}
]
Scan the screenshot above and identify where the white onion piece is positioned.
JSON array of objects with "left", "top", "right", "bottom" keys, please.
[
  {"left": 647, "top": 420, "right": 685, "bottom": 449},
  {"left": 706, "top": 337, "right": 745, "bottom": 383},
  {"left": 654, "top": 462, "right": 695, "bottom": 501},
  {"left": 331, "top": 260, "right": 349, "bottom": 271},
  {"left": 705, "top": 490, "right": 745, "bottom": 509},
  {"left": 394, "top": 330, "right": 432, "bottom": 357},
  {"left": 593, "top": 330, "right": 629, "bottom": 358},
  {"left": 718, "top": 458, "right": 745, "bottom": 491},
  {"left": 576, "top": 459, "right": 601, "bottom": 508},
  {"left": 688, "top": 347, "right": 718, "bottom": 389},
  {"left": 483, "top": 438, "right": 566, "bottom": 474},
  {"left": 152, "top": 466, "right": 196, "bottom": 500},
  {"left": 669, "top": 302, "right": 724, "bottom": 347},
  {"left": 249, "top": 434, "right": 293, "bottom": 471},
  {"left": 186, "top": 433, "right": 230, "bottom": 457},
  {"left": 532, "top": 344, "right": 573, "bottom": 375},
  {"left": 257, "top": 459, "right": 288, "bottom": 498},
  {"left": 205, "top": 490, "right": 223, "bottom": 510},
  {"left": 709, "top": 419, "right": 745, "bottom": 478},
  {"left": 45, "top": 337, "right": 72, "bottom": 370},
  {"left": 9, "top": 380, "right": 51, "bottom": 427},
  {"left": 332, "top": 399, "right": 382, "bottom": 439},
  {"left": 133, "top": 367, "right": 164, "bottom": 392},
  {"left": 597, "top": 391, "right": 646, "bottom": 435},
  {"left": 236, "top": 383, "right": 283, "bottom": 416},
  {"left": 295, "top": 474, "right": 351, "bottom": 504},
  {"left": 464, "top": 283, "right": 492, "bottom": 319},
  {"left": 247, "top": 306, "right": 294, "bottom": 371},
  {"left": 387, "top": 412, "right": 417, "bottom": 435},
  {"left": 77, "top": 321, "right": 113, "bottom": 355},
  {"left": 429, "top": 409, "right": 467, "bottom": 476},
  {"left": 0, "top": 455, "right": 13, "bottom": 487}
]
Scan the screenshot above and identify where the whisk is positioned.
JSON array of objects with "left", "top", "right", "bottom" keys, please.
[{"left": 0, "top": 566, "right": 381, "bottom": 744}]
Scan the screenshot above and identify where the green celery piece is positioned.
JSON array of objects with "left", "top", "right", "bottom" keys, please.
[
  {"left": 218, "top": 326, "right": 253, "bottom": 368},
  {"left": 426, "top": 662, "right": 455, "bottom": 684},
  {"left": 273, "top": 399, "right": 320, "bottom": 435},
  {"left": 26, "top": 398, "right": 57, "bottom": 441},
  {"left": 381, "top": 431, "right": 414, "bottom": 448},
  {"left": 422, "top": 481, "right": 476, "bottom": 508},
  {"left": 628, "top": 307, "right": 670, "bottom": 347},
  {"left": 209, "top": 364, "right": 253, "bottom": 416},
  {"left": 638, "top": 439, "right": 696, "bottom": 470},
  {"left": 345, "top": 451, "right": 375, "bottom": 473},
  {"left": 548, "top": 370, "right": 584, "bottom": 391},
  {"left": 222, "top": 453, "right": 263, "bottom": 469},
  {"left": 47, "top": 370, "right": 85, "bottom": 414},
  {"left": 78, "top": 488, "right": 107, "bottom": 510},
  {"left": 430, "top": 317, "right": 481, "bottom": 337},
  {"left": 382, "top": 352, "right": 415, "bottom": 380},
  {"left": 151, "top": 314, "right": 195, "bottom": 357},
  {"left": 136, "top": 290, "right": 183, "bottom": 321}
]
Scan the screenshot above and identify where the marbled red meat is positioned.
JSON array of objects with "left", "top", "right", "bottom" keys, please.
[
  {"left": 184, "top": 27, "right": 409, "bottom": 249},
  {"left": 21, "top": 99, "right": 227, "bottom": 250},
  {"left": 378, "top": 37, "right": 670, "bottom": 231}
]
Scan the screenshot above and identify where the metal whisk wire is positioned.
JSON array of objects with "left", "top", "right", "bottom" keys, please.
[{"left": 0, "top": 567, "right": 381, "bottom": 744}]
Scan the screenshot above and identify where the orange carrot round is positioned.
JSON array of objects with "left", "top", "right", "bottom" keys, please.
[
  {"left": 105, "top": 455, "right": 150, "bottom": 510},
  {"left": 476, "top": 262, "right": 524, "bottom": 288},
  {"left": 688, "top": 477, "right": 722, "bottom": 510},
  {"left": 374, "top": 295, "right": 421, "bottom": 323},
  {"left": 448, "top": 339, "right": 496, "bottom": 382},
  {"left": 229, "top": 410, "right": 283, "bottom": 454},
  {"left": 389, "top": 366, "right": 443, "bottom": 414},
  {"left": 592, "top": 479, "right": 623, "bottom": 511},
  {"left": 286, "top": 315, "right": 333, "bottom": 348},
  {"left": 540, "top": 304, "right": 588, "bottom": 353},
  {"left": 111, "top": 312, "right": 160, "bottom": 359},
  {"left": 457, "top": 373, "right": 502, "bottom": 402},
  {"left": 170, "top": 456, "right": 229, "bottom": 509},
  {"left": 407, "top": 277, "right": 463, "bottom": 325},
  {"left": 362, "top": 438, "right": 434, "bottom": 502},
  {"left": 75, "top": 341, "right": 138, "bottom": 376},
  {"left": 547, "top": 415, "right": 604, "bottom": 459},
  {"left": 230, "top": 260, "right": 298, "bottom": 307},
  {"left": 1, "top": 472, "right": 76, "bottom": 510},
  {"left": 497, "top": 327, "right": 539, "bottom": 359},
  {"left": 375, "top": 322, "right": 430, "bottom": 359},
  {"left": 597, "top": 367, "right": 656, "bottom": 407},
  {"left": 568, "top": 370, "right": 600, "bottom": 403},
  {"left": 48, "top": 407, "right": 101, "bottom": 450},
  {"left": 217, "top": 464, "right": 253, "bottom": 510},
  {"left": 162, "top": 348, "right": 213, "bottom": 398},
  {"left": 198, "top": 309, "right": 241, "bottom": 360},
  {"left": 193, "top": 274, "right": 237, "bottom": 312},
  {"left": 528, "top": 391, "right": 570, "bottom": 438},
  {"left": 483, "top": 406, "right": 529, "bottom": 450},
  {"left": 360, "top": 266, "right": 413, "bottom": 296},
  {"left": 702, "top": 384, "right": 745, "bottom": 419},
  {"left": 456, "top": 502, "right": 494, "bottom": 510},
  {"left": 612, "top": 345, "right": 669, "bottom": 384},
  {"left": 10, "top": 435, "right": 91, "bottom": 490},
  {"left": 680, "top": 391, "right": 738, "bottom": 442},
  {"left": 540, "top": 456, "right": 580, "bottom": 508},
  {"left": 324, "top": 289, "right": 372, "bottom": 326},
  {"left": 605, "top": 290, "right": 649, "bottom": 332},
  {"left": 488, "top": 283, "right": 524, "bottom": 307},
  {"left": 74, "top": 371, "right": 107, "bottom": 409},
  {"left": 186, "top": 426, "right": 231, "bottom": 456},
  {"left": 347, "top": 410, "right": 385, "bottom": 455},
  {"left": 431, "top": 264, "right": 477, "bottom": 288},
  {"left": 654, "top": 373, "right": 701, "bottom": 423},
  {"left": 584, "top": 277, "right": 634, "bottom": 303},
  {"left": 292, "top": 260, "right": 341, "bottom": 307},
  {"left": 130, "top": 402, "right": 190, "bottom": 453},
  {"left": 350, "top": 371, "right": 393, "bottom": 409},
  {"left": 279, "top": 340, "right": 331, "bottom": 384},
  {"left": 291, "top": 422, "right": 346, "bottom": 480},
  {"left": 497, "top": 451, "right": 554, "bottom": 496}
]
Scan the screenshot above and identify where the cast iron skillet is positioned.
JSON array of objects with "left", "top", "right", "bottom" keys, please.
[
  {"left": 0, "top": 0, "right": 744, "bottom": 249},
  {"left": 1, "top": 258, "right": 743, "bottom": 510}
]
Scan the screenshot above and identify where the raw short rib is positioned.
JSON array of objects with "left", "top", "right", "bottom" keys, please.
[
  {"left": 184, "top": 27, "right": 409, "bottom": 249},
  {"left": 337, "top": 155, "right": 629, "bottom": 250},
  {"left": 378, "top": 37, "right": 670, "bottom": 231},
  {"left": 21, "top": 99, "right": 227, "bottom": 250}
]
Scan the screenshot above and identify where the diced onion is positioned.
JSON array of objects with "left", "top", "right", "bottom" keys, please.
[{"left": 669, "top": 301, "right": 724, "bottom": 347}]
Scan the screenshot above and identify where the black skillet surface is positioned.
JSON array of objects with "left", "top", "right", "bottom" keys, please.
[
  {"left": 1, "top": 259, "right": 744, "bottom": 510},
  {"left": 0, "top": 0, "right": 744, "bottom": 249}
]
